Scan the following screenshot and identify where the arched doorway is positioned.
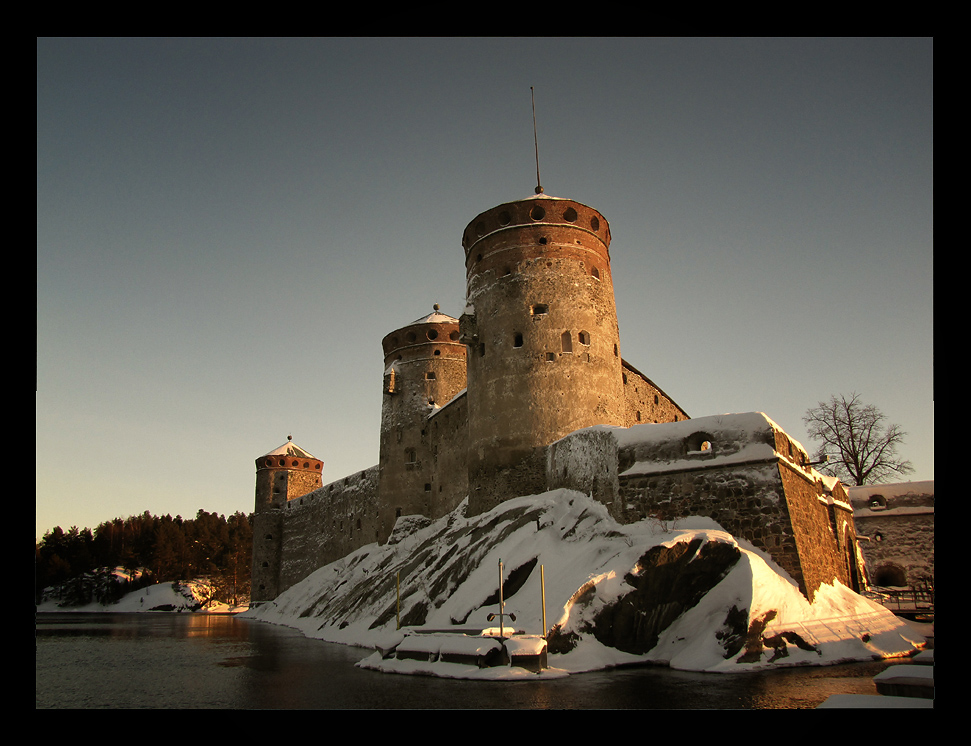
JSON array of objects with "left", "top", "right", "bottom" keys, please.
[{"left": 873, "top": 562, "right": 907, "bottom": 587}]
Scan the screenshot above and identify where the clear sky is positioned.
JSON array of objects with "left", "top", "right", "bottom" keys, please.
[{"left": 37, "top": 37, "right": 933, "bottom": 539}]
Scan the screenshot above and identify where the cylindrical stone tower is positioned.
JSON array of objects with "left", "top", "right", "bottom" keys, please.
[
  {"left": 459, "top": 193, "right": 626, "bottom": 516},
  {"left": 251, "top": 437, "right": 323, "bottom": 604},
  {"left": 377, "top": 306, "right": 467, "bottom": 542}
]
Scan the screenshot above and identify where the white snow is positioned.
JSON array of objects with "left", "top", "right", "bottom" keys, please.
[
  {"left": 239, "top": 488, "right": 925, "bottom": 679},
  {"left": 36, "top": 574, "right": 249, "bottom": 615}
]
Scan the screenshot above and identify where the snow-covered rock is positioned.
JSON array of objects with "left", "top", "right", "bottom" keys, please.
[{"left": 242, "top": 489, "right": 924, "bottom": 676}]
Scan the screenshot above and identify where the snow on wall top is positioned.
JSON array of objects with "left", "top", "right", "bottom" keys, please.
[
  {"left": 557, "top": 412, "right": 810, "bottom": 479},
  {"left": 848, "top": 481, "right": 935, "bottom": 500},
  {"left": 848, "top": 480, "right": 934, "bottom": 517}
]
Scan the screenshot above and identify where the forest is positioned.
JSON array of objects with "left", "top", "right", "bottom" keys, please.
[{"left": 35, "top": 510, "right": 253, "bottom": 608}]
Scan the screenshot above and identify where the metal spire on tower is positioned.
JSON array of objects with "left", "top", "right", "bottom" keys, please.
[{"left": 531, "top": 87, "right": 543, "bottom": 195}]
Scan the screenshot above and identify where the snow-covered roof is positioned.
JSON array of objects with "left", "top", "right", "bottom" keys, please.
[
  {"left": 262, "top": 437, "right": 318, "bottom": 460},
  {"left": 410, "top": 310, "right": 459, "bottom": 325},
  {"left": 847, "top": 481, "right": 934, "bottom": 499}
]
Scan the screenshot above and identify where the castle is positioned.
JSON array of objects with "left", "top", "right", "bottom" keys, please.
[{"left": 251, "top": 188, "right": 864, "bottom": 607}]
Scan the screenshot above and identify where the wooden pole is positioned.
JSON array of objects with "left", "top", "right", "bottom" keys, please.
[
  {"left": 541, "top": 564, "right": 547, "bottom": 639},
  {"left": 498, "top": 559, "right": 505, "bottom": 641}
]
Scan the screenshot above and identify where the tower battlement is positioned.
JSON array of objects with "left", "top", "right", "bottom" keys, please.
[{"left": 462, "top": 196, "right": 611, "bottom": 285}]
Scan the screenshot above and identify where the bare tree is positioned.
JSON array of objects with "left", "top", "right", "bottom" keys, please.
[{"left": 803, "top": 392, "right": 914, "bottom": 485}]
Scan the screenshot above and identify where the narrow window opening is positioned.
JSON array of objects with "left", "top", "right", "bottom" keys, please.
[
  {"left": 531, "top": 303, "right": 549, "bottom": 316},
  {"left": 425, "top": 371, "right": 436, "bottom": 380},
  {"left": 591, "top": 267, "right": 601, "bottom": 280},
  {"left": 578, "top": 330, "right": 590, "bottom": 345},
  {"left": 479, "top": 343, "right": 486, "bottom": 357},
  {"left": 546, "top": 352, "right": 556, "bottom": 362},
  {"left": 561, "top": 331, "right": 573, "bottom": 353},
  {"left": 513, "top": 332, "right": 524, "bottom": 348}
]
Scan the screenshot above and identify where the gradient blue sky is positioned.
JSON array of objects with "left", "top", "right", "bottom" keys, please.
[{"left": 37, "top": 37, "right": 933, "bottom": 539}]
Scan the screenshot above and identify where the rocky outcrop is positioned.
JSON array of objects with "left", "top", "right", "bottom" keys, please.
[{"left": 588, "top": 538, "right": 741, "bottom": 655}]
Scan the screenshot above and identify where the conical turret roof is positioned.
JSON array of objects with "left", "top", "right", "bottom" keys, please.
[
  {"left": 410, "top": 304, "right": 458, "bottom": 325},
  {"left": 262, "top": 436, "right": 318, "bottom": 460}
]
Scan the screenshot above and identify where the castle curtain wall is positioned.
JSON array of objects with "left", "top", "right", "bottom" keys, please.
[{"left": 277, "top": 466, "right": 380, "bottom": 596}]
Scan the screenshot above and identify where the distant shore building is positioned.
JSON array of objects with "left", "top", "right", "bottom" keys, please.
[{"left": 848, "top": 480, "right": 934, "bottom": 587}]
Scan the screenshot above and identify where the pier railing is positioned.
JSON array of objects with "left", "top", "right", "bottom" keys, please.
[{"left": 865, "top": 583, "right": 934, "bottom": 619}]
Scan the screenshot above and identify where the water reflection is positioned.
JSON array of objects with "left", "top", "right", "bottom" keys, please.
[{"left": 36, "top": 613, "right": 894, "bottom": 709}]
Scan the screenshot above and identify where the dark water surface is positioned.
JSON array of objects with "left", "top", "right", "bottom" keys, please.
[{"left": 36, "top": 612, "right": 896, "bottom": 709}]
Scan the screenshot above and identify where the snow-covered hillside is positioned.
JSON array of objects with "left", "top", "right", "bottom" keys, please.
[
  {"left": 242, "top": 489, "right": 924, "bottom": 676},
  {"left": 36, "top": 574, "right": 247, "bottom": 614}
]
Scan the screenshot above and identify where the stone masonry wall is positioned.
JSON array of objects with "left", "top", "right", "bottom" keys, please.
[
  {"left": 621, "top": 363, "right": 688, "bottom": 427},
  {"left": 853, "top": 514, "right": 934, "bottom": 585},
  {"left": 618, "top": 461, "right": 806, "bottom": 594},
  {"left": 278, "top": 466, "right": 380, "bottom": 595},
  {"left": 547, "top": 426, "right": 622, "bottom": 518},
  {"left": 550, "top": 414, "right": 863, "bottom": 601},
  {"left": 426, "top": 390, "right": 470, "bottom": 517},
  {"left": 776, "top": 464, "right": 858, "bottom": 599},
  {"left": 849, "top": 482, "right": 934, "bottom": 586}
]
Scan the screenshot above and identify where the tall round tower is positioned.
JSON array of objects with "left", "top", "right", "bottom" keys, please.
[
  {"left": 459, "top": 193, "right": 626, "bottom": 516},
  {"left": 377, "top": 307, "right": 467, "bottom": 542},
  {"left": 251, "top": 437, "right": 323, "bottom": 604}
]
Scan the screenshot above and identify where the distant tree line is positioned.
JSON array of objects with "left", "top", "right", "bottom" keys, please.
[{"left": 35, "top": 510, "right": 253, "bottom": 607}]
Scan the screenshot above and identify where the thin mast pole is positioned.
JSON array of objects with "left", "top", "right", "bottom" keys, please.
[{"left": 531, "top": 87, "right": 543, "bottom": 194}]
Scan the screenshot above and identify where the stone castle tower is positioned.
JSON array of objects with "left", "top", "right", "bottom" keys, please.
[
  {"left": 249, "top": 185, "right": 864, "bottom": 606},
  {"left": 251, "top": 437, "right": 323, "bottom": 604},
  {"left": 376, "top": 307, "right": 468, "bottom": 543},
  {"left": 459, "top": 193, "right": 627, "bottom": 516}
]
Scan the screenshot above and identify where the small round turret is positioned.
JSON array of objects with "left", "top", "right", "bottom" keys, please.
[
  {"left": 377, "top": 307, "right": 468, "bottom": 542},
  {"left": 251, "top": 437, "right": 323, "bottom": 604}
]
